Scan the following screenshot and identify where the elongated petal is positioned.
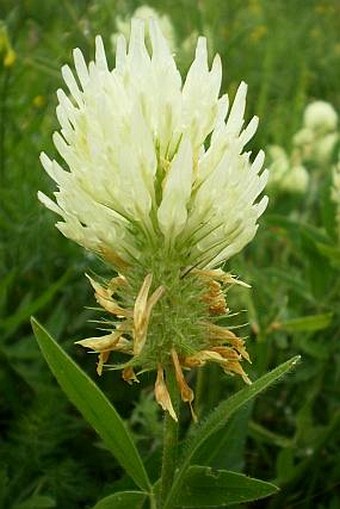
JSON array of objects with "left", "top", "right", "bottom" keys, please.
[{"left": 157, "top": 137, "right": 193, "bottom": 240}]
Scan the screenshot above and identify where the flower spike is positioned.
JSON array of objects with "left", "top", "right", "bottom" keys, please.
[{"left": 40, "top": 18, "right": 267, "bottom": 419}]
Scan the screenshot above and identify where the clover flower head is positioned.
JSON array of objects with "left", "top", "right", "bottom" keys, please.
[
  {"left": 267, "top": 145, "right": 290, "bottom": 178},
  {"left": 331, "top": 158, "right": 340, "bottom": 241},
  {"left": 267, "top": 145, "right": 309, "bottom": 194},
  {"left": 38, "top": 19, "right": 268, "bottom": 420},
  {"left": 113, "top": 5, "right": 176, "bottom": 54},
  {"left": 281, "top": 164, "right": 309, "bottom": 194},
  {"left": 293, "top": 102, "right": 339, "bottom": 167},
  {"left": 293, "top": 127, "right": 314, "bottom": 149},
  {"left": 303, "top": 100, "right": 338, "bottom": 135}
]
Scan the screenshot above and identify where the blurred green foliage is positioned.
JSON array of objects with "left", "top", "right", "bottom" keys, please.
[{"left": 0, "top": 0, "right": 339, "bottom": 508}]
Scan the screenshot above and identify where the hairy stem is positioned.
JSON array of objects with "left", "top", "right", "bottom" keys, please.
[{"left": 159, "top": 365, "right": 180, "bottom": 508}]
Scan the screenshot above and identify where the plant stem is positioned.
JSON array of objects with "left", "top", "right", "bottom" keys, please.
[
  {"left": 159, "top": 365, "right": 180, "bottom": 508},
  {"left": 0, "top": 70, "right": 9, "bottom": 181},
  {"left": 194, "top": 365, "right": 205, "bottom": 419},
  {"left": 149, "top": 489, "right": 158, "bottom": 509}
]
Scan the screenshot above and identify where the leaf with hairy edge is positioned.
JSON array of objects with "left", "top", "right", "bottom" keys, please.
[
  {"left": 174, "top": 466, "right": 278, "bottom": 507},
  {"left": 92, "top": 491, "right": 147, "bottom": 509},
  {"left": 31, "top": 318, "right": 151, "bottom": 492},
  {"left": 164, "top": 356, "right": 300, "bottom": 508}
]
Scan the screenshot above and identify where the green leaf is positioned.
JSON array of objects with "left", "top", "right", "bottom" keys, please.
[
  {"left": 164, "top": 356, "right": 300, "bottom": 508},
  {"left": 249, "top": 420, "right": 292, "bottom": 448},
  {"left": 0, "top": 269, "right": 16, "bottom": 311},
  {"left": 277, "top": 313, "right": 332, "bottom": 332},
  {"left": 276, "top": 447, "right": 296, "bottom": 483},
  {"left": 31, "top": 318, "right": 150, "bottom": 492},
  {"left": 295, "top": 335, "right": 330, "bottom": 360},
  {"left": 264, "top": 267, "right": 314, "bottom": 304},
  {"left": 92, "top": 491, "right": 147, "bottom": 509},
  {"left": 299, "top": 229, "right": 333, "bottom": 297},
  {"left": 12, "top": 495, "right": 56, "bottom": 509},
  {"left": 265, "top": 215, "right": 329, "bottom": 245},
  {"left": 194, "top": 403, "right": 253, "bottom": 472},
  {"left": 1, "top": 271, "right": 71, "bottom": 339},
  {"left": 319, "top": 174, "right": 337, "bottom": 238},
  {"left": 174, "top": 466, "right": 278, "bottom": 507},
  {"left": 317, "top": 242, "right": 340, "bottom": 268}
]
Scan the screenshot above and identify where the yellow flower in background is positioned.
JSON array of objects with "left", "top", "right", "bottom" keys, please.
[
  {"left": 39, "top": 19, "right": 268, "bottom": 420},
  {"left": 3, "top": 47, "right": 16, "bottom": 67},
  {"left": 0, "top": 21, "right": 16, "bottom": 68},
  {"left": 249, "top": 25, "right": 268, "bottom": 44},
  {"left": 33, "top": 95, "right": 46, "bottom": 108}
]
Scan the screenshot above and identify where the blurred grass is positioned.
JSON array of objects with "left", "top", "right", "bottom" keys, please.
[{"left": 0, "top": 0, "right": 340, "bottom": 508}]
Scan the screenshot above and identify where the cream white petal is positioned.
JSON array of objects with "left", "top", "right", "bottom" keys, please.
[
  {"left": 73, "top": 47, "right": 90, "bottom": 90},
  {"left": 157, "top": 137, "right": 193, "bottom": 240},
  {"left": 239, "top": 116, "right": 259, "bottom": 146},
  {"left": 184, "top": 37, "right": 209, "bottom": 85},
  {"left": 115, "top": 34, "right": 127, "bottom": 72},
  {"left": 37, "top": 191, "right": 63, "bottom": 215},
  {"left": 149, "top": 18, "right": 182, "bottom": 157},
  {"left": 56, "top": 219, "right": 101, "bottom": 252},
  {"left": 149, "top": 17, "right": 175, "bottom": 65},
  {"left": 61, "top": 64, "right": 83, "bottom": 107},
  {"left": 55, "top": 90, "right": 79, "bottom": 142},
  {"left": 182, "top": 37, "right": 222, "bottom": 149},
  {"left": 214, "top": 94, "right": 230, "bottom": 132},
  {"left": 40, "top": 153, "right": 70, "bottom": 188},
  {"left": 185, "top": 142, "right": 267, "bottom": 267},
  {"left": 225, "top": 81, "right": 247, "bottom": 136},
  {"left": 128, "top": 18, "right": 150, "bottom": 73},
  {"left": 94, "top": 36, "right": 109, "bottom": 71}
]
